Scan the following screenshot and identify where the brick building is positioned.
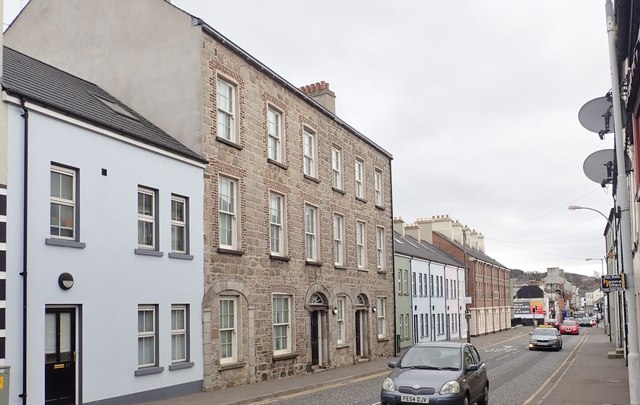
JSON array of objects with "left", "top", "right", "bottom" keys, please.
[
  {"left": 406, "top": 216, "right": 511, "bottom": 335},
  {"left": 5, "top": 0, "right": 396, "bottom": 394}
]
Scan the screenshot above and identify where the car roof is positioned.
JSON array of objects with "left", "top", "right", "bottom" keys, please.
[{"left": 410, "top": 342, "right": 467, "bottom": 349}]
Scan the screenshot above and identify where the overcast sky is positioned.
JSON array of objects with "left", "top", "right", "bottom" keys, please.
[{"left": 3, "top": 1, "right": 617, "bottom": 277}]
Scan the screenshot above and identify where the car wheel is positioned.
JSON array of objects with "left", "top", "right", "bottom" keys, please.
[{"left": 477, "top": 384, "right": 489, "bottom": 405}]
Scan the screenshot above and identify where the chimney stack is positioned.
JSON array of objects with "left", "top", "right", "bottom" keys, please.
[
  {"left": 300, "top": 81, "right": 336, "bottom": 114},
  {"left": 404, "top": 223, "right": 421, "bottom": 241},
  {"left": 393, "top": 217, "right": 405, "bottom": 236},
  {"left": 414, "top": 217, "right": 434, "bottom": 244}
]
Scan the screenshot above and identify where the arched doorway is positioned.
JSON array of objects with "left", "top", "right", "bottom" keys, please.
[
  {"left": 309, "top": 293, "right": 329, "bottom": 368},
  {"left": 354, "top": 293, "right": 370, "bottom": 360}
]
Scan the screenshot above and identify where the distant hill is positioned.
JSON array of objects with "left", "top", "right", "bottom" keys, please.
[{"left": 510, "top": 269, "right": 600, "bottom": 294}]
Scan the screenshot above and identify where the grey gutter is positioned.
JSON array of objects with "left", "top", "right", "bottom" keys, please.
[
  {"left": 195, "top": 20, "right": 393, "bottom": 160},
  {"left": 2, "top": 87, "right": 207, "bottom": 165}
]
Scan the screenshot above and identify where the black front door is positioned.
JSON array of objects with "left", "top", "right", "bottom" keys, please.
[
  {"left": 45, "top": 308, "right": 76, "bottom": 405},
  {"left": 355, "top": 310, "right": 362, "bottom": 356},
  {"left": 311, "top": 311, "right": 319, "bottom": 365}
]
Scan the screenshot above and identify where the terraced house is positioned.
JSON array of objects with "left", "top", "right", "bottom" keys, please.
[{"left": 5, "top": 0, "right": 395, "bottom": 394}]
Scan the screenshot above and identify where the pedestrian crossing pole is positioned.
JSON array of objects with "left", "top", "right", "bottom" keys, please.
[{"left": 606, "top": 1, "right": 640, "bottom": 403}]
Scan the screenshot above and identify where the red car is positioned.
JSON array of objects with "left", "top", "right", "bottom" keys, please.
[{"left": 560, "top": 320, "right": 580, "bottom": 335}]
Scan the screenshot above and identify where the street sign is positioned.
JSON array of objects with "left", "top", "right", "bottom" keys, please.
[{"left": 601, "top": 274, "right": 625, "bottom": 292}]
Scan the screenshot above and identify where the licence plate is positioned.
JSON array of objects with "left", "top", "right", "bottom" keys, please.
[{"left": 400, "top": 394, "right": 429, "bottom": 403}]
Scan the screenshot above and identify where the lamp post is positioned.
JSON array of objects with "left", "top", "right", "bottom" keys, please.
[{"left": 569, "top": 206, "right": 617, "bottom": 342}]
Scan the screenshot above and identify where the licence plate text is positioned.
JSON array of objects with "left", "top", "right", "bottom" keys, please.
[{"left": 400, "top": 394, "right": 429, "bottom": 403}]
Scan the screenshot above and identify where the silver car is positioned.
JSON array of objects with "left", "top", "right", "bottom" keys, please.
[
  {"left": 529, "top": 327, "right": 563, "bottom": 351},
  {"left": 380, "top": 342, "right": 489, "bottom": 405}
]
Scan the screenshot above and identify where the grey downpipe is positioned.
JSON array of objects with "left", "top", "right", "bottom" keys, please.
[
  {"left": 19, "top": 98, "right": 29, "bottom": 405},
  {"left": 388, "top": 157, "right": 397, "bottom": 356}
]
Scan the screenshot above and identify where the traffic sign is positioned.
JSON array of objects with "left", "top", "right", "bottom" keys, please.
[{"left": 601, "top": 274, "right": 625, "bottom": 292}]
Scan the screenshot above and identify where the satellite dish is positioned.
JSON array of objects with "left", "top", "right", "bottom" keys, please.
[
  {"left": 578, "top": 97, "right": 613, "bottom": 138},
  {"left": 583, "top": 149, "right": 614, "bottom": 185}
]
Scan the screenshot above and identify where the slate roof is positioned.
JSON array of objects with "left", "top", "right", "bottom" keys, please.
[
  {"left": 1, "top": 47, "right": 205, "bottom": 163},
  {"left": 433, "top": 231, "right": 509, "bottom": 270},
  {"left": 394, "top": 231, "right": 463, "bottom": 268},
  {"left": 515, "top": 285, "right": 544, "bottom": 299}
]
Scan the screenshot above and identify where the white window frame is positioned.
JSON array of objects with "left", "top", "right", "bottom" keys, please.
[
  {"left": 219, "top": 176, "right": 238, "bottom": 249},
  {"left": 377, "top": 297, "right": 387, "bottom": 338},
  {"left": 273, "top": 295, "right": 292, "bottom": 355},
  {"left": 50, "top": 165, "right": 77, "bottom": 240},
  {"left": 171, "top": 305, "right": 188, "bottom": 363},
  {"left": 305, "top": 204, "right": 318, "bottom": 262},
  {"left": 337, "top": 297, "right": 346, "bottom": 344},
  {"left": 269, "top": 192, "right": 285, "bottom": 256},
  {"left": 217, "top": 77, "right": 237, "bottom": 142},
  {"left": 268, "top": 106, "right": 283, "bottom": 163},
  {"left": 137, "top": 187, "right": 157, "bottom": 250},
  {"left": 219, "top": 297, "right": 237, "bottom": 364},
  {"left": 376, "top": 226, "right": 385, "bottom": 270},
  {"left": 356, "top": 221, "right": 366, "bottom": 269},
  {"left": 138, "top": 305, "right": 157, "bottom": 368},
  {"left": 303, "top": 128, "right": 316, "bottom": 177},
  {"left": 332, "top": 146, "right": 342, "bottom": 189},
  {"left": 171, "top": 195, "right": 188, "bottom": 254},
  {"left": 333, "top": 213, "right": 344, "bottom": 266},
  {"left": 374, "top": 169, "right": 383, "bottom": 206},
  {"left": 355, "top": 158, "right": 364, "bottom": 199}
]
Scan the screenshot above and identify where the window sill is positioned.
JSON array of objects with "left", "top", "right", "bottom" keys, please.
[
  {"left": 336, "top": 344, "right": 350, "bottom": 350},
  {"left": 357, "top": 267, "right": 369, "bottom": 272},
  {"left": 355, "top": 197, "right": 367, "bottom": 203},
  {"left": 135, "top": 366, "right": 164, "bottom": 376},
  {"left": 135, "top": 249, "right": 164, "bottom": 257},
  {"left": 305, "top": 260, "right": 323, "bottom": 267},
  {"left": 45, "top": 238, "right": 86, "bottom": 249},
  {"left": 270, "top": 255, "right": 291, "bottom": 262},
  {"left": 169, "top": 361, "right": 194, "bottom": 371},
  {"left": 168, "top": 252, "right": 194, "bottom": 260},
  {"left": 268, "top": 158, "right": 288, "bottom": 170},
  {"left": 334, "top": 265, "right": 347, "bottom": 270},
  {"left": 219, "top": 361, "right": 246, "bottom": 371},
  {"left": 303, "top": 174, "right": 320, "bottom": 184},
  {"left": 272, "top": 352, "right": 298, "bottom": 362},
  {"left": 377, "top": 337, "right": 390, "bottom": 342},
  {"left": 332, "top": 187, "right": 346, "bottom": 195},
  {"left": 218, "top": 247, "right": 245, "bottom": 256},
  {"left": 375, "top": 204, "right": 385, "bottom": 211},
  {"left": 216, "top": 136, "right": 243, "bottom": 150}
]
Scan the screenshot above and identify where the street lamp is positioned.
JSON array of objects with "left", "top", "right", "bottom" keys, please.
[
  {"left": 568, "top": 205, "right": 611, "bottom": 225},
  {"left": 585, "top": 258, "right": 604, "bottom": 276}
]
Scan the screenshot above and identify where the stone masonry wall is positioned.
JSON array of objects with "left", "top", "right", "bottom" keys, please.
[{"left": 199, "top": 35, "right": 395, "bottom": 390}]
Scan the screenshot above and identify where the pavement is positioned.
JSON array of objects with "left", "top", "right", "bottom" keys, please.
[{"left": 140, "top": 326, "right": 629, "bottom": 405}]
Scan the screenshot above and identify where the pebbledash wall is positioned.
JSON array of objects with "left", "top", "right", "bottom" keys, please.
[{"left": 5, "top": 0, "right": 396, "bottom": 392}]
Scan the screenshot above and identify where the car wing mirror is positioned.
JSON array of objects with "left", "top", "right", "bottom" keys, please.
[
  {"left": 466, "top": 364, "right": 479, "bottom": 372},
  {"left": 388, "top": 361, "right": 397, "bottom": 369}
]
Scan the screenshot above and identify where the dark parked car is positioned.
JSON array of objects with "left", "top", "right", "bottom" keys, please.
[
  {"left": 529, "top": 327, "right": 563, "bottom": 351},
  {"left": 380, "top": 342, "right": 489, "bottom": 405}
]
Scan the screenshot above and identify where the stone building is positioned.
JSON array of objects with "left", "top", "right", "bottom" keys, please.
[{"left": 5, "top": 0, "right": 395, "bottom": 393}]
